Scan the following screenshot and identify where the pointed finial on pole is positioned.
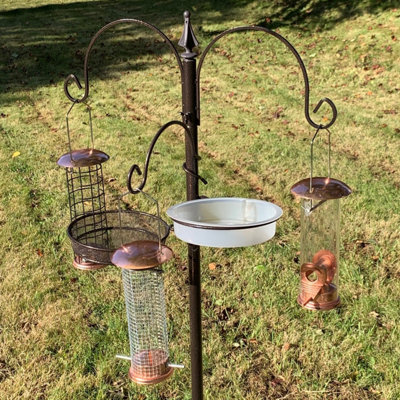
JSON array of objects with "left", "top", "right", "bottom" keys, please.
[{"left": 178, "top": 11, "right": 199, "bottom": 58}]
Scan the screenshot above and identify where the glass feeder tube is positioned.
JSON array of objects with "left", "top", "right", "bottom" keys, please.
[{"left": 57, "top": 102, "right": 110, "bottom": 270}]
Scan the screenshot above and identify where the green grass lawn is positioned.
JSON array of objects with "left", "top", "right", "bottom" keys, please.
[{"left": 1, "top": 1, "right": 399, "bottom": 399}]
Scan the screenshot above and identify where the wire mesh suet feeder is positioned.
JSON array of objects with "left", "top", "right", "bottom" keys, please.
[
  {"left": 112, "top": 191, "right": 178, "bottom": 385},
  {"left": 291, "top": 129, "right": 351, "bottom": 310},
  {"left": 57, "top": 102, "right": 109, "bottom": 270}
]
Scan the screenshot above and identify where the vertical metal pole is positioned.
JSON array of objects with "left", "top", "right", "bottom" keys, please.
[
  {"left": 179, "top": 11, "right": 203, "bottom": 400},
  {"left": 187, "top": 243, "right": 202, "bottom": 400}
]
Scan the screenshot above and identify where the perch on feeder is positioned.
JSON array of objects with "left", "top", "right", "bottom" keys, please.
[
  {"left": 291, "top": 128, "right": 351, "bottom": 310},
  {"left": 57, "top": 102, "right": 109, "bottom": 270},
  {"left": 112, "top": 190, "right": 182, "bottom": 385}
]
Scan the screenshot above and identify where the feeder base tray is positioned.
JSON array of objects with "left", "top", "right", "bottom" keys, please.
[
  {"left": 68, "top": 210, "right": 170, "bottom": 266},
  {"left": 128, "top": 349, "right": 173, "bottom": 385},
  {"left": 128, "top": 365, "right": 173, "bottom": 385},
  {"left": 297, "top": 295, "right": 340, "bottom": 311},
  {"left": 73, "top": 255, "right": 108, "bottom": 271}
]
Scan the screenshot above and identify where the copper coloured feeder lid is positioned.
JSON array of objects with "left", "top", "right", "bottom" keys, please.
[
  {"left": 291, "top": 177, "right": 352, "bottom": 201},
  {"left": 111, "top": 240, "right": 174, "bottom": 270},
  {"left": 57, "top": 148, "right": 109, "bottom": 168}
]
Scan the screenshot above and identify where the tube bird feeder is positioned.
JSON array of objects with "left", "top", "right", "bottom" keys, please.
[
  {"left": 112, "top": 233, "right": 175, "bottom": 384},
  {"left": 111, "top": 190, "right": 177, "bottom": 385},
  {"left": 291, "top": 129, "right": 351, "bottom": 310}
]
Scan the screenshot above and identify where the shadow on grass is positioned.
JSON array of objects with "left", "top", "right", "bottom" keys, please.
[
  {"left": 0, "top": 0, "right": 396, "bottom": 103},
  {"left": 258, "top": 0, "right": 397, "bottom": 30}
]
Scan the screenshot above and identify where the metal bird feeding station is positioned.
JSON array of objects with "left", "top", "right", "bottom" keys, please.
[
  {"left": 291, "top": 129, "right": 351, "bottom": 310},
  {"left": 59, "top": 11, "right": 343, "bottom": 399}
]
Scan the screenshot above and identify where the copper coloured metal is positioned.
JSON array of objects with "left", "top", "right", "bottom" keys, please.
[
  {"left": 122, "top": 268, "right": 172, "bottom": 387},
  {"left": 57, "top": 148, "right": 109, "bottom": 168},
  {"left": 298, "top": 250, "right": 339, "bottom": 310},
  {"left": 313, "top": 249, "right": 337, "bottom": 284},
  {"left": 291, "top": 177, "right": 352, "bottom": 201},
  {"left": 297, "top": 285, "right": 339, "bottom": 311},
  {"left": 58, "top": 100, "right": 109, "bottom": 168},
  {"left": 128, "top": 349, "right": 173, "bottom": 385},
  {"left": 111, "top": 240, "right": 173, "bottom": 270},
  {"left": 291, "top": 126, "right": 351, "bottom": 204},
  {"left": 73, "top": 255, "right": 108, "bottom": 271}
]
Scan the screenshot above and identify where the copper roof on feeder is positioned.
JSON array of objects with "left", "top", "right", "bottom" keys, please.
[
  {"left": 111, "top": 240, "right": 174, "bottom": 270},
  {"left": 291, "top": 177, "right": 352, "bottom": 200},
  {"left": 57, "top": 148, "right": 109, "bottom": 168}
]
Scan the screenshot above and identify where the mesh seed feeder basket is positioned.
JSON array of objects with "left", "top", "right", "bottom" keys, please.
[
  {"left": 291, "top": 128, "right": 351, "bottom": 310},
  {"left": 112, "top": 190, "right": 180, "bottom": 385},
  {"left": 57, "top": 102, "right": 110, "bottom": 270}
]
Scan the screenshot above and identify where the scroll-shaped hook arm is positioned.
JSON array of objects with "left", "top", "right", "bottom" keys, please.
[
  {"left": 64, "top": 18, "right": 183, "bottom": 103},
  {"left": 196, "top": 26, "right": 337, "bottom": 129},
  {"left": 127, "top": 120, "right": 207, "bottom": 194}
]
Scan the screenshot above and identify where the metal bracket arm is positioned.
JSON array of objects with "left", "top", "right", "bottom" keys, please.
[
  {"left": 127, "top": 120, "right": 207, "bottom": 194},
  {"left": 196, "top": 26, "right": 337, "bottom": 129},
  {"left": 64, "top": 18, "right": 183, "bottom": 103}
]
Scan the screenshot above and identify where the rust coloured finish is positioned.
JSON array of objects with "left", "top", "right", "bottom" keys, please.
[
  {"left": 73, "top": 255, "right": 108, "bottom": 271},
  {"left": 128, "top": 349, "right": 173, "bottom": 385},
  {"left": 57, "top": 148, "right": 109, "bottom": 168},
  {"left": 291, "top": 177, "right": 352, "bottom": 201},
  {"left": 111, "top": 240, "right": 174, "bottom": 270},
  {"left": 298, "top": 250, "right": 340, "bottom": 310},
  {"left": 313, "top": 249, "right": 337, "bottom": 284}
]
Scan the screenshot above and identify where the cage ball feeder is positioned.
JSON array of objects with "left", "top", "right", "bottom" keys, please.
[
  {"left": 57, "top": 102, "right": 110, "bottom": 270},
  {"left": 167, "top": 197, "right": 283, "bottom": 248},
  {"left": 291, "top": 130, "right": 351, "bottom": 310}
]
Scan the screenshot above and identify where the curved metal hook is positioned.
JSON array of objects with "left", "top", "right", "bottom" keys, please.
[
  {"left": 127, "top": 164, "right": 143, "bottom": 194},
  {"left": 64, "top": 18, "right": 183, "bottom": 103},
  {"left": 127, "top": 120, "right": 207, "bottom": 194},
  {"left": 196, "top": 26, "right": 337, "bottom": 129}
]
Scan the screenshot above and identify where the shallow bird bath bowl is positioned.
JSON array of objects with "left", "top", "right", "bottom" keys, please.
[{"left": 167, "top": 197, "right": 283, "bottom": 248}]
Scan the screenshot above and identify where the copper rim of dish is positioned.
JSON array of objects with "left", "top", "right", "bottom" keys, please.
[
  {"left": 290, "top": 177, "right": 352, "bottom": 200},
  {"left": 73, "top": 255, "right": 108, "bottom": 271},
  {"left": 128, "top": 365, "right": 173, "bottom": 385},
  {"left": 111, "top": 240, "right": 174, "bottom": 270},
  {"left": 57, "top": 148, "right": 109, "bottom": 168}
]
